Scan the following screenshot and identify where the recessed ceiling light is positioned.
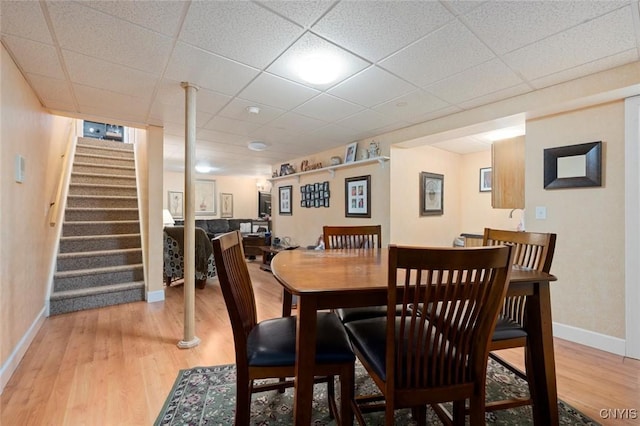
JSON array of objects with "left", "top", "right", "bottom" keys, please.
[
  {"left": 248, "top": 141, "right": 270, "bottom": 151},
  {"left": 294, "top": 53, "right": 342, "bottom": 85},
  {"left": 246, "top": 106, "right": 260, "bottom": 114}
]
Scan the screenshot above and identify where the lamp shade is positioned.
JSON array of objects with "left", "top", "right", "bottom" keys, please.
[{"left": 163, "top": 209, "right": 175, "bottom": 226}]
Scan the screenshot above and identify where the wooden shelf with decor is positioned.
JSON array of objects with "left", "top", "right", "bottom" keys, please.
[{"left": 268, "top": 156, "right": 390, "bottom": 182}]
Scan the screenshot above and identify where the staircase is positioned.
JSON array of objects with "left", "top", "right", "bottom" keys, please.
[{"left": 49, "top": 137, "right": 145, "bottom": 315}]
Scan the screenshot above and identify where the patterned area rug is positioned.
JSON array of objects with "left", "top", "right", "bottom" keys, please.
[{"left": 155, "top": 359, "right": 599, "bottom": 425}]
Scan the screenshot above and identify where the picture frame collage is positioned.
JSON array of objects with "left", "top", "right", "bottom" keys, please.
[{"left": 300, "top": 181, "right": 330, "bottom": 208}]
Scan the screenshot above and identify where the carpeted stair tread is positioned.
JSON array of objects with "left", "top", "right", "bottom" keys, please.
[
  {"left": 67, "top": 194, "right": 138, "bottom": 200},
  {"left": 70, "top": 183, "right": 137, "bottom": 189},
  {"left": 54, "top": 263, "right": 143, "bottom": 278},
  {"left": 73, "top": 161, "right": 135, "bottom": 171},
  {"left": 71, "top": 172, "right": 136, "bottom": 180},
  {"left": 57, "top": 247, "right": 141, "bottom": 259},
  {"left": 50, "top": 281, "right": 145, "bottom": 299},
  {"left": 60, "top": 232, "right": 141, "bottom": 241},
  {"left": 63, "top": 219, "right": 140, "bottom": 225},
  {"left": 65, "top": 207, "right": 139, "bottom": 213}
]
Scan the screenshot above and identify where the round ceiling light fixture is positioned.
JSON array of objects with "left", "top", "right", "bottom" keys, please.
[
  {"left": 195, "top": 163, "right": 213, "bottom": 173},
  {"left": 248, "top": 141, "right": 270, "bottom": 151},
  {"left": 295, "top": 53, "right": 342, "bottom": 85},
  {"left": 246, "top": 106, "right": 260, "bottom": 114}
]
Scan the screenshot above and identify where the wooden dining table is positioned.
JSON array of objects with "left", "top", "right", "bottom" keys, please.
[{"left": 271, "top": 247, "right": 559, "bottom": 426}]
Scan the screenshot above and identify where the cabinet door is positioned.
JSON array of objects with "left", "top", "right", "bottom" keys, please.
[{"left": 492, "top": 136, "right": 525, "bottom": 209}]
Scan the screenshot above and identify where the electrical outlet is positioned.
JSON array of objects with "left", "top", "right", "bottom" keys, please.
[{"left": 535, "top": 206, "right": 547, "bottom": 220}]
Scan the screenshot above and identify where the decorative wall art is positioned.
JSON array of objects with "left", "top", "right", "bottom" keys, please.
[
  {"left": 220, "top": 193, "right": 233, "bottom": 218},
  {"left": 195, "top": 179, "right": 216, "bottom": 215},
  {"left": 300, "top": 181, "right": 330, "bottom": 208},
  {"left": 168, "top": 191, "right": 183, "bottom": 219},
  {"left": 279, "top": 185, "right": 293, "bottom": 215},
  {"left": 480, "top": 167, "right": 492, "bottom": 192},
  {"left": 345, "top": 175, "right": 371, "bottom": 218},
  {"left": 420, "top": 172, "right": 444, "bottom": 216},
  {"left": 544, "top": 141, "right": 602, "bottom": 189}
]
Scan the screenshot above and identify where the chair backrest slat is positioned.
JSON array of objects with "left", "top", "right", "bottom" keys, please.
[
  {"left": 212, "top": 231, "right": 258, "bottom": 346},
  {"left": 388, "top": 245, "right": 513, "bottom": 390},
  {"left": 323, "top": 225, "right": 382, "bottom": 249}
]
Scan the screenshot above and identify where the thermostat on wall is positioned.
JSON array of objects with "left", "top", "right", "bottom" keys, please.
[{"left": 15, "top": 155, "right": 25, "bottom": 183}]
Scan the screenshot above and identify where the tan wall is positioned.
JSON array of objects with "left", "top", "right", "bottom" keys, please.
[
  {"left": 459, "top": 150, "right": 522, "bottom": 233},
  {"left": 1, "top": 45, "right": 72, "bottom": 383},
  {"left": 525, "top": 101, "right": 625, "bottom": 338},
  {"left": 270, "top": 142, "right": 391, "bottom": 247},
  {"left": 163, "top": 172, "right": 262, "bottom": 220}
]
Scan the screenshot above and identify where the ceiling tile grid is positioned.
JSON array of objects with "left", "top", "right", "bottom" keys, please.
[{"left": 0, "top": 0, "right": 638, "bottom": 176}]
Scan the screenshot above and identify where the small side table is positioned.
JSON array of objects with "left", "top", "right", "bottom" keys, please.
[{"left": 259, "top": 246, "right": 283, "bottom": 272}]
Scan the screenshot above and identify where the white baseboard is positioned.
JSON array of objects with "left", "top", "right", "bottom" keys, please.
[
  {"left": 147, "top": 289, "right": 165, "bottom": 303},
  {"left": 553, "top": 321, "right": 626, "bottom": 356},
  {"left": 0, "top": 307, "right": 46, "bottom": 395}
]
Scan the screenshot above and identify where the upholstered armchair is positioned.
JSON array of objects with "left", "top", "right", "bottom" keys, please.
[{"left": 163, "top": 226, "right": 216, "bottom": 289}]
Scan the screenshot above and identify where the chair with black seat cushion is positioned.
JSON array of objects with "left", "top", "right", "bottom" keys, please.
[
  {"left": 345, "top": 244, "right": 513, "bottom": 425},
  {"left": 212, "top": 231, "right": 355, "bottom": 426},
  {"left": 323, "top": 225, "right": 401, "bottom": 323},
  {"left": 481, "top": 228, "right": 556, "bottom": 416}
]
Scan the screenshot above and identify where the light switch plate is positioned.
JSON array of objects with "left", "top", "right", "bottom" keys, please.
[
  {"left": 15, "top": 155, "right": 25, "bottom": 183},
  {"left": 535, "top": 206, "right": 547, "bottom": 220}
]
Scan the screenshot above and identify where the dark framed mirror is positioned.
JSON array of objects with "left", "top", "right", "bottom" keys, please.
[
  {"left": 258, "top": 191, "right": 271, "bottom": 217},
  {"left": 544, "top": 141, "right": 602, "bottom": 189}
]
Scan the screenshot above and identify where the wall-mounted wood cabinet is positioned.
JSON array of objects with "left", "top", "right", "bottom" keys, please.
[{"left": 492, "top": 136, "right": 525, "bottom": 209}]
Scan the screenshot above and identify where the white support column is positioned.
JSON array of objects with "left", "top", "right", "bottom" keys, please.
[{"left": 178, "top": 82, "right": 200, "bottom": 349}]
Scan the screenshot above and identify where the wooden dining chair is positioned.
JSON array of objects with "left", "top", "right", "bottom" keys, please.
[
  {"left": 323, "top": 225, "right": 397, "bottom": 324},
  {"left": 212, "top": 231, "right": 355, "bottom": 426},
  {"left": 344, "top": 244, "right": 513, "bottom": 425},
  {"left": 482, "top": 228, "right": 557, "bottom": 416}
]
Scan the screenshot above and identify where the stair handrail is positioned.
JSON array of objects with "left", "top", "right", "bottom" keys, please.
[{"left": 48, "top": 121, "right": 78, "bottom": 227}]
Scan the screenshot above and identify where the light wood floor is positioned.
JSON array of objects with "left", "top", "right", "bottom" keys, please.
[{"left": 2, "top": 261, "right": 638, "bottom": 425}]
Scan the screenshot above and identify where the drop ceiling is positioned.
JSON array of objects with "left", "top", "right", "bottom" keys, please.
[{"left": 2, "top": 1, "right": 639, "bottom": 176}]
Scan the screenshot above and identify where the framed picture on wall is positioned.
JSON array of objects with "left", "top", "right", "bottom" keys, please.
[
  {"left": 220, "top": 193, "right": 233, "bottom": 218},
  {"left": 279, "top": 185, "right": 292, "bottom": 215},
  {"left": 345, "top": 175, "right": 371, "bottom": 218},
  {"left": 479, "top": 167, "right": 492, "bottom": 192},
  {"left": 420, "top": 172, "right": 444, "bottom": 216},
  {"left": 168, "top": 191, "right": 183, "bottom": 219},
  {"left": 344, "top": 142, "right": 358, "bottom": 163},
  {"left": 195, "top": 179, "right": 216, "bottom": 215}
]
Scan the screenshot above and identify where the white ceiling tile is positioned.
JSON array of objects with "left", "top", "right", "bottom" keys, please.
[
  {"left": 463, "top": 1, "right": 629, "bottom": 55},
  {"left": 329, "top": 66, "right": 416, "bottom": 107},
  {"left": 63, "top": 50, "right": 157, "bottom": 99},
  {"left": 180, "top": 1, "right": 303, "bottom": 69},
  {"left": 164, "top": 42, "right": 260, "bottom": 96},
  {"left": 372, "top": 89, "right": 451, "bottom": 122},
  {"left": 47, "top": 2, "right": 173, "bottom": 74},
  {"left": 247, "top": 125, "right": 299, "bottom": 144},
  {"left": 335, "top": 109, "right": 409, "bottom": 133},
  {"left": 304, "top": 123, "right": 362, "bottom": 144},
  {"left": 78, "top": 0, "right": 186, "bottom": 36},
  {"left": 441, "top": 1, "right": 487, "bottom": 16},
  {"left": 457, "top": 84, "right": 532, "bottom": 110},
  {"left": 1, "top": 1, "right": 53, "bottom": 43},
  {"left": 294, "top": 94, "right": 365, "bottom": 122},
  {"left": 238, "top": 73, "right": 320, "bottom": 110},
  {"left": 256, "top": 1, "right": 335, "bottom": 28},
  {"left": 205, "top": 116, "right": 262, "bottom": 136},
  {"left": 426, "top": 59, "right": 524, "bottom": 105},
  {"left": 312, "top": 1, "right": 455, "bottom": 62},
  {"left": 27, "top": 74, "right": 75, "bottom": 106},
  {"left": 405, "top": 105, "right": 463, "bottom": 125},
  {"left": 504, "top": 6, "right": 637, "bottom": 81},
  {"left": 3, "top": 35, "right": 65, "bottom": 79},
  {"left": 530, "top": 49, "right": 639, "bottom": 90},
  {"left": 267, "top": 112, "right": 328, "bottom": 134},
  {"left": 148, "top": 102, "right": 213, "bottom": 127},
  {"left": 266, "top": 32, "right": 370, "bottom": 90},
  {"left": 154, "top": 79, "right": 232, "bottom": 115},
  {"left": 380, "top": 20, "right": 495, "bottom": 88},
  {"left": 431, "top": 138, "right": 491, "bottom": 154},
  {"left": 74, "top": 85, "right": 149, "bottom": 123},
  {"left": 197, "top": 129, "right": 247, "bottom": 145},
  {"left": 218, "top": 98, "right": 285, "bottom": 124}
]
